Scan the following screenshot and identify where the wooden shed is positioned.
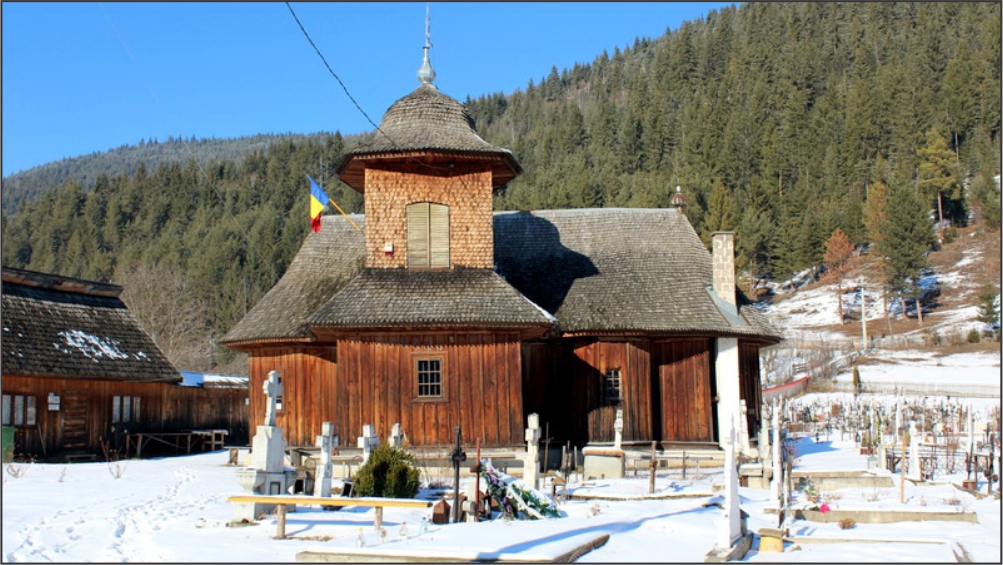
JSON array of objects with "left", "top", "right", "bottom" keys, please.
[{"left": 1, "top": 267, "right": 248, "bottom": 460}]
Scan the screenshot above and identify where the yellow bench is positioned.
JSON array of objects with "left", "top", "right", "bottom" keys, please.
[{"left": 227, "top": 494, "right": 433, "bottom": 538}]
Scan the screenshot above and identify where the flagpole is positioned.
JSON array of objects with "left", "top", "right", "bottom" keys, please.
[{"left": 327, "top": 197, "right": 361, "bottom": 232}]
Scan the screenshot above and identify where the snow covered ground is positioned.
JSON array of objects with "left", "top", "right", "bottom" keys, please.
[
  {"left": 3, "top": 403, "right": 1000, "bottom": 563},
  {"left": 3, "top": 234, "right": 998, "bottom": 563}
]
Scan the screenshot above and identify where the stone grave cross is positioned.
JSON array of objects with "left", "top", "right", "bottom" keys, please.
[
  {"left": 389, "top": 423, "right": 405, "bottom": 448},
  {"left": 263, "top": 370, "right": 281, "bottom": 427},
  {"left": 769, "top": 400, "right": 782, "bottom": 509},
  {"left": 613, "top": 409, "right": 624, "bottom": 450},
  {"left": 715, "top": 415, "right": 741, "bottom": 550},
  {"left": 907, "top": 421, "right": 923, "bottom": 481},
  {"left": 524, "top": 413, "right": 541, "bottom": 489},
  {"left": 358, "top": 424, "right": 379, "bottom": 464},
  {"left": 314, "top": 421, "right": 336, "bottom": 497}
]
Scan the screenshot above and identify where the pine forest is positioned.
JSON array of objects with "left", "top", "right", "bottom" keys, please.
[{"left": 2, "top": 2, "right": 1000, "bottom": 372}]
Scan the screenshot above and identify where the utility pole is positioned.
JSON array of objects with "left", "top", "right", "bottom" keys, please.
[{"left": 861, "top": 286, "right": 868, "bottom": 352}]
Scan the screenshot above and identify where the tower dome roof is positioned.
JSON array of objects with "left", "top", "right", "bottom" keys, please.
[{"left": 336, "top": 83, "right": 521, "bottom": 192}]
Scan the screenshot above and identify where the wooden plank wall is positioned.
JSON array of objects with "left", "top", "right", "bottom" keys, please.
[
  {"left": 248, "top": 335, "right": 523, "bottom": 448},
  {"left": 1, "top": 374, "right": 249, "bottom": 459},
  {"left": 654, "top": 339, "right": 714, "bottom": 442},
  {"left": 523, "top": 339, "right": 653, "bottom": 445},
  {"left": 336, "top": 332, "right": 523, "bottom": 447},
  {"left": 739, "top": 342, "right": 764, "bottom": 436},
  {"left": 247, "top": 346, "right": 338, "bottom": 448}
]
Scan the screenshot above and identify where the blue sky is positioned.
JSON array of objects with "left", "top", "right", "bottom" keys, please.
[{"left": 2, "top": 2, "right": 734, "bottom": 177}]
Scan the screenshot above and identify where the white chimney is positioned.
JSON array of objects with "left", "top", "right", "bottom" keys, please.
[{"left": 712, "top": 232, "right": 736, "bottom": 308}]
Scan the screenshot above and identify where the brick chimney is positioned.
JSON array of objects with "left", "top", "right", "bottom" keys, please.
[{"left": 712, "top": 232, "right": 736, "bottom": 308}]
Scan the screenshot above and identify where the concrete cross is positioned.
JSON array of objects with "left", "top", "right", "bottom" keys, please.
[
  {"left": 613, "top": 409, "right": 624, "bottom": 450},
  {"left": 716, "top": 415, "right": 741, "bottom": 550},
  {"left": 738, "top": 399, "right": 752, "bottom": 458},
  {"left": 389, "top": 423, "right": 405, "bottom": 448},
  {"left": 907, "top": 421, "right": 923, "bottom": 481},
  {"left": 358, "top": 424, "right": 379, "bottom": 464},
  {"left": 524, "top": 413, "right": 541, "bottom": 489},
  {"left": 314, "top": 421, "right": 336, "bottom": 497},
  {"left": 770, "top": 400, "right": 782, "bottom": 509},
  {"left": 263, "top": 370, "right": 281, "bottom": 427}
]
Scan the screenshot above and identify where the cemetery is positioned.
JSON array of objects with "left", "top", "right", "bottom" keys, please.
[{"left": 208, "top": 359, "right": 1001, "bottom": 562}]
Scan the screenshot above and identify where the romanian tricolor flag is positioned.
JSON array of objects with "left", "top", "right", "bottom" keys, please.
[{"left": 308, "top": 175, "right": 330, "bottom": 232}]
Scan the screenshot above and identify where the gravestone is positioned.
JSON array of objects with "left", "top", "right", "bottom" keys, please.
[
  {"left": 613, "top": 409, "right": 624, "bottom": 450},
  {"left": 232, "top": 370, "right": 295, "bottom": 524},
  {"left": 715, "top": 417, "right": 741, "bottom": 550},
  {"left": 389, "top": 423, "right": 405, "bottom": 448},
  {"left": 523, "top": 413, "right": 541, "bottom": 489},
  {"left": 769, "top": 401, "right": 782, "bottom": 509},
  {"left": 358, "top": 424, "right": 379, "bottom": 465},
  {"left": 314, "top": 421, "right": 336, "bottom": 498},
  {"left": 738, "top": 400, "right": 753, "bottom": 458},
  {"left": 907, "top": 421, "right": 923, "bottom": 481}
]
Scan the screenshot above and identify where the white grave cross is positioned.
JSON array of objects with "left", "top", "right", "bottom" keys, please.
[
  {"left": 358, "top": 424, "right": 379, "bottom": 464},
  {"left": 314, "top": 421, "right": 336, "bottom": 497},
  {"left": 263, "top": 370, "right": 281, "bottom": 427},
  {"left": 389, "top": 423, "right": 405, "bottom": 448},
  {"left": 524, "top": 413, "right": 541, "bottom": 489},
  {"left": 613, "top": 409, "right": 624, "bottom": 450}
]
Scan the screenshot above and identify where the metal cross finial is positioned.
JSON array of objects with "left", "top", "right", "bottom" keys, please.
[{"left": 417, "top": 3, "right": 436, "bottom": 85}]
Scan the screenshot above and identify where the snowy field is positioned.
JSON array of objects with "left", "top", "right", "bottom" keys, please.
[
  {"left": 2, "top": 405, "right": 1000, "bottom": 563},
  {"left": 4, "top": 237, "right": 999, "bottom": 562}
]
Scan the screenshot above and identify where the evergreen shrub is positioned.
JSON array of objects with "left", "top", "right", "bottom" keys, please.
[
  {"left": 353, "top": 443, "right": 421, "bottom": 499},
  {"left": 967, "top": 328, "right": 982, "bottom": 344}
]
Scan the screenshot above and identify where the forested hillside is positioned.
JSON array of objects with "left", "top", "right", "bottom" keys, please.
[
  {"left": 1, "top": 133, "right": 345, "bottom": 215},
  {"left": 470, "top": 2, "right": 1000, "bottom": 277},
  {"left": 2, "top": 2, "right": 999, "bottom": 372}
]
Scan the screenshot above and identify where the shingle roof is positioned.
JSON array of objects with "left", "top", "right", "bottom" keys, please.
[
  {"left": 307, "top": 267, "right": 555, "bottom": 329},
  {"left": 221, "top": 215, "right": 366, "bottom": 345},
  {"left": 1, "top": 268, "right": 181, "bottom": 382},
  {"left": 494, "top": 209, "right": 781, "bottom": 340},
  {"left": 336, "top": 84, "right": 521, "bottom": 191},
  {"left": 350, "top": 83, "right": 513, "bottom": 156},
  {"left": 223, "top": 209, "right": 780, "bottom": 344}
]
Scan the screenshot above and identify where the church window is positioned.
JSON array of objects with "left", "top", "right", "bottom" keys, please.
[
  {"left": 415, "top": 356, "right": 444, "bottom": 398},
  {"left": 407, "top": 202, "right": 450, "bottom": 268}
]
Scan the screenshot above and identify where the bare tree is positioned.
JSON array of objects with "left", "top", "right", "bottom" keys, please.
[{"left": 116, "top": 262, "right": 215, "bottom": 371}]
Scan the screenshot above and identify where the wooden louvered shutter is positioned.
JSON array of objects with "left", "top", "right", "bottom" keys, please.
[
  {"left": 429, "top": 203, "right": 450, "bottom": 268},
  {"left": 408, "top": 202, "right": 450, "bottom": 269},
  {"left": 407, "top": 202, "right": 430, "bottom": 268}
]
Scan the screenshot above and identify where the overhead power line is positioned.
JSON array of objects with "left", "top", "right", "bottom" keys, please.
[{"left": 284, "top": 2, "right": 382, "bottom": 133}]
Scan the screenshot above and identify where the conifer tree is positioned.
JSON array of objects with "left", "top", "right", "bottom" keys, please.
[
  {"left": 877, "top": 183, "right": 934, "bottom": 324},
  {"left": 917, "top": 129, "right": 963, "bottom": 235},
  {"left": 700, "top": 179, "right": 734, "bottom": 247}
]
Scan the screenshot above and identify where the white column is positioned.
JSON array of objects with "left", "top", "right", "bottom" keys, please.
[{"left": 715, "top": 337, "right": 741, "bottom": 451}]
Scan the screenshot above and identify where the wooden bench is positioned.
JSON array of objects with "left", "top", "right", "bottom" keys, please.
[{"left": 227, "top": 494, "right": 433, "bottom": 538}]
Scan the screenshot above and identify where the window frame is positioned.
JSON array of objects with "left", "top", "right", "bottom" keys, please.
[
  {"left": 603, "top": 368, "right": 622, "bottom": 403},
  {"left": 2, "top": 393, "right": 36, "bottom": 427},
  {"left": 111, "top": 395, "right": 141, "bottom": 424},
  {"left": 413, "top": 353, "right": 446, "bottom": 401}
]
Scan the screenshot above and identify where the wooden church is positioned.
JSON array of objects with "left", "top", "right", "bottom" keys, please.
[{"left": 222, "top": 43, "right": 781, "bottom": 452}]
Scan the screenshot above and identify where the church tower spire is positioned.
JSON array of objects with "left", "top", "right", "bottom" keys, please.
[{"left": 417, "top": 4, "right": 436, "bottom": 86}]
